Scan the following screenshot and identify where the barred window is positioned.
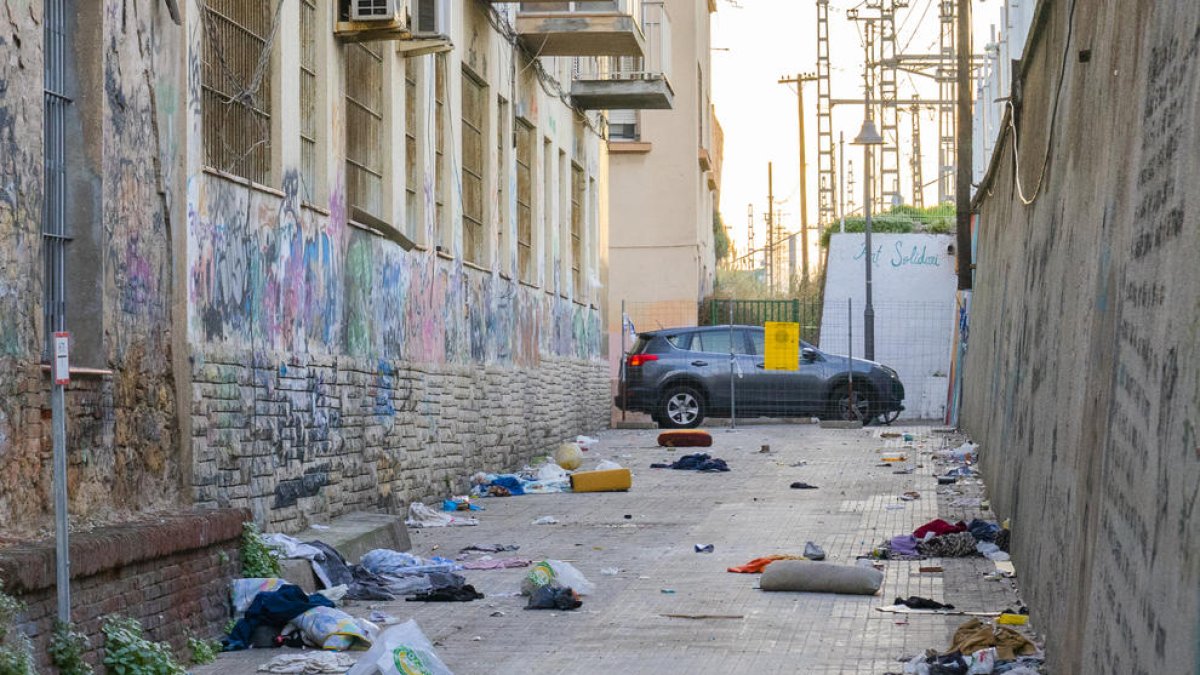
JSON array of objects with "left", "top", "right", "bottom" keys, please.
[
  {"left": 345, "top": 41, "right": 385, "bottom": 220},
  {"left": 461, "top": 69, "right": 486, "bottom": 265},
  {"left": 515, "top": 119, "right": 534, "bottom": 284},
  {"left": 201, "top": 0, "right": 276, "bottom": 184},
  {"left": 299, "top": 0, "right": 317, "bottom": 196},
  {"left": 405, "top": 63, "right": 418, "bottom": 239},
  {"left": 571, "top": 163, "right": 585, "bottom": 296}
]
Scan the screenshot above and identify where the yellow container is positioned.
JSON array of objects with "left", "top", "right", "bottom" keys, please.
[
  {"left": 570, "top": 468, "right": 632, "bottom": 493},
  {"left": 997, "top": 613, "right": 1029, "bottom": 626}
]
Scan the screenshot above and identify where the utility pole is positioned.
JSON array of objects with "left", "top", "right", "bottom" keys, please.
[
  {"left": 955, "top": 0, "right": 973, "bottom": 290},
  {"left": 778, "top": 73, "right": 817, "bottom": 282},
  {"left": 909, "top": 98, "right": 926, "bottom": 208},
  {"left": 745, "top": 203, "right": 754, "bottom": 272},
  {"left": 839, "top": 132, "right": 846, "bottom": 232},
  {"left": 815, "top": 0, "right": 836, "bottom": 229},
  {"left": 766, "top": 162, "right": 774, "bottom": 292},
  {"left": 938, "top": 0, "right": 957, "bottom": 204}
]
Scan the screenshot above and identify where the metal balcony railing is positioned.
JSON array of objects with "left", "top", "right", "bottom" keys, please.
[{"left": 572, "top": 1, "right": 669, "bottom": 84}]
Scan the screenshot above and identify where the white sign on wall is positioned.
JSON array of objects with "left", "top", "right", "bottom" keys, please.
[{"left": 819, "top": 233, "right": 957, "bottom": 419}]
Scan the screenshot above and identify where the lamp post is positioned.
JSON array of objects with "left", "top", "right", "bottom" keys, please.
[{"left": 852, "top": 111, "right": 883, "bottom": 361}]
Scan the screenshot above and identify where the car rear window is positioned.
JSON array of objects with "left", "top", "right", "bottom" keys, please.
[
  {"left": 629, "top": 335, "right": 651, "bottom": 354},
  {"left": 665, "top": 334, "right": 691, "bottom": 350}
]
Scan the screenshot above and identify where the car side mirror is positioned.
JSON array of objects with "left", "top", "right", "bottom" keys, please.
[{"left": 801, "top": 348, "right": 817, "bottom": 362}]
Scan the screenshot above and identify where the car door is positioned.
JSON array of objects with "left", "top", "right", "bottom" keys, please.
[
  {"left": 744, "top": 330, "right": 827, "bottom": 416},
  {"left": 688, "top": 328, "right": 740, "bottom": 414}
]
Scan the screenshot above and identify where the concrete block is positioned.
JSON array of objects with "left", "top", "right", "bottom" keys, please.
[{"left": 277, "top": 559, "right": 318, "bottom": 594}]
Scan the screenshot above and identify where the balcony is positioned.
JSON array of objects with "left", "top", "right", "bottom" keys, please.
[
  {"left": 513, "top": 0, "right": 646, "bottom": 57},
  {"left": 570, "top": 1, "right": 672, "bottom": 110}
]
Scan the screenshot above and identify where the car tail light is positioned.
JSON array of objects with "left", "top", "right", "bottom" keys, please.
[{"left": 627, "top": 354, "right": 658, "bottom": 367}]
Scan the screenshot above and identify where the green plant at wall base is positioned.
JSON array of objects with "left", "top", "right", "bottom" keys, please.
[
  {"left": 240, "top": 522, "right": 281, "bottom": 578},
  {"left": 49, "top": 620, "right": 93, "bottom": 675},
  {"left": 186, "top": 636, "right": 220, "bottom": 666},
  {"left": 0, "top": 582, "right": 36, "bottom": 675},
  {"left": 101, "top": 616, "right": 185, "bottom": 675}
]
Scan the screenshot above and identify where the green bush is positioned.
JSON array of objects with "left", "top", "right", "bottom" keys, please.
[
  {"left": 240, "top": 522, "right": 281, "bottom": 578},
  {"left": 820, "top": 203, "right": 956, "bottom": 247},
  {"left": 0, "top": 582, "right": 35, "bottom": 675},
  {"left": 186, "top": 636, "right": 221, "bottom": 666},
  {"left": 49, "top": 620, "right": 93, "bottom": 675},
  {"left": 101, "top": 616, "right": 185, "bottom": 675}
]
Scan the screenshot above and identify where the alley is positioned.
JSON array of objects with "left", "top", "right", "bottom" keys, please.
[{"left": 196, "top": 424, "right": 1029, "bottom": 674}]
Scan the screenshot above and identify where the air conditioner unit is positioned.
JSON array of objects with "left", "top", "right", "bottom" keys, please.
[
  {"left": 350, "top": 0, "right": 398, "bottom": 21},
  {"left": 412, "top": 0, "right": 449, "bottom": 37}
]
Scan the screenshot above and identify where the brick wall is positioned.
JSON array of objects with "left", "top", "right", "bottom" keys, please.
[
  {"left": 0, "top": 509, "right": 246, "bottom": 672},
  {"left": 191, "top": 348, "right": 610, "bottom": 531}
]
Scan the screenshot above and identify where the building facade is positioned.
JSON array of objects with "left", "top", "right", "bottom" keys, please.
[
  {"left": 606, "top": 0, "right": 720, "bottom": 353},
  {"left": 0, "top": 0, "right": 618, "bottom": 535}
]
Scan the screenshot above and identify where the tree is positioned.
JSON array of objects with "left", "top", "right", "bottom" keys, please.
[{"left": 713, "top": 211, "right": 730, "bottom": 261}]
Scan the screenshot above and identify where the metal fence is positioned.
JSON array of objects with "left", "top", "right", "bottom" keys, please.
[{"left": 700, "top": 298, "right": 823, "bottom": 344}]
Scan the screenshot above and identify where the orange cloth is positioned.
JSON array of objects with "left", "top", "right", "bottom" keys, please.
[{"left": 726, "top": 555, "right": 804, "bottom": 574}]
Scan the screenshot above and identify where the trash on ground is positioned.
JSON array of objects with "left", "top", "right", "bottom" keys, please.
[
  {"left": 601, "top": 567, "right": 620, "bottom": 576},
  {"left": 405, "top": 585, "right": 484, "bottom": 602},
  {"left": 525, "top": 585, "right": 582, "bottom": 610},
  {"left": 899, "top": 491, "right": 921, "bottom": 501},
  {"left": 975, "top": 541, "right": 1011, "bottom": 562},
  {"left": 232, "top": 578, "right": 289, "bottom": 618},
  {"left": 315, "top": 585, "right": 348, "bottom": 604},
  {"left": 918, "top": 532, "right": 978, "bottom": 557},
  {"left": 367, "top": 610, "right": 399, "bottom": 626},
  {"left": 521, "top": 560, "right": 595, "bottom": 596},
  {"left": 346, "top": 620, "right": 453, "bottom": 675},
  {"left": 660, "top": 588, "right": 676, "bottom": 594},
  {"left": 257, "top": 651, "right": 358, "bottom": 674},
  {"left": 936, "top": 441, "right": 979, "bottom": 463},
  {"left": 285, "top": 606, "right": 373, "bottom": 650},
  {"left": 532, "top": 515, "right": 560, "bottom": 525},
  {"left": 575, "top": 435, "right": 600, "bottom": 450},
  {"left": 894, "top": 595, "right": 955, "bottom": 610},
  {"left": 405, "top": 502, "right": 479, "bottom": 528},
  {"left": 727, "top": 555, "right": 804, "bottom": 574},
  {"left": 790, "top": 481, "right": 819, "bottom": 489},
  {"left": 595, "top": 459, "right": 623, "bottom": 471},
  {"left": 803, "top": 541, "right": 826, "bottom": 561},
  {"left": 570, "top": 467, "right": 633, "bottom": 492},
  {"left": 694, "top": 543, "right": 715, "bottom": 553},
  {"left": 759, "top": 561, "right": 883, "bottom": 595},
  {"left": 459, "top": 543, "right": 520, "bottom": 554},
  {"left": 660, "top": 613, "right": 744, "bottom": 620},
  {"left": 263, "top": 534, "right": 326, "bottom": 562},
  {"left": 876, "top": 605, "right": 1000, "bottom": 617},
  {"left": 759, "top": 444, "right": 771, "bottom": 453},
  {"left": 651, "top": 453, "right": 730, "bottom": 472},
  {"left": 914, "top": 518, "right": 967, "bottom": 539},
  {"left": 656, "top": 429, "right": 713, "bottom": 447},
  {"left": 441, "top": 496, "right": 482, "bottom": 512},
  {"left": 460, "top": 557, "right": 531, "bottom": 570},
  {"left": 948, "top": 618, "right": 1039, "bottom": 661},
  {"left": 996, "top": 613, "right": 1029, "bottom": 626},
  {"left": 554, "top": 442, "right": 584, "bottom": 470},
  {"left": 919, "top": 566, "right": 944, "bottom": 573},
  {"left": 361, "top": 549, "right": 460, "bottom": 576},
  {"left": 224, "top": 584, "right": 338, "bottom": 651}
]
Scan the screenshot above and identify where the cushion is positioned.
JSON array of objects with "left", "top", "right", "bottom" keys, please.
[
  {"left": 657, "top": 430, "right": 713, "bottom": 447},
  {"left": 759, "top": 561, "right": 883, "bottom": 595}
]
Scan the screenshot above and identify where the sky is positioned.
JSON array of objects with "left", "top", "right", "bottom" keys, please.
[{"left": 710, "top": 0, "right": 1002, "bottom": 269}]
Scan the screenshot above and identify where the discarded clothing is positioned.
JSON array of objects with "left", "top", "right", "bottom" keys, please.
[
  {"left": 790, "top": 482, "right": 820, "bottom": 489},
  {"left": 285, "top": 606, "right": 372, "bottom": 651},
  {"left": 405, "top": 502, "right": 479, "bottom": 528},
  {"left": 460, "top": 557, "right": 531, "bottom": 570},
  {"left": 483, "top": 474, "right": 526, "bottom": 496},
  {"left": 918, "top": 532, "right": 979, "bottom": 558},
  {"left": 525, "top": 585, "right": 582, "bottom": 610},
  {"left": 361, "top": 549, "right": 460, "bottom": 576},
  {"left": 803, "top": 542, "right": 826, "bottom": 561},
  {"left": 405, "top": 584, "right": 484, "bottom": 602},
  {"left": 895, "top": 595, "right": 955, "bottom": 610},
  {"left": 257, "top": 652, "right": 358, "bottom": 674},
  {"left": 460, "top": 543, "right": 521, "bottom": 554},
  {"left": 224, "top": 584, "right": 336, "bottom": 651},
  {"left": 232, "top": 578, "right": 289, "bottom": 618},
  {"left": 651, "top": 453, "right": 730, "bottom": 472},
  {"left": 967, "top": 519, "right": 1001, "bottom": 542},
  {"left": 995, "top": 528, "right": 1011, "bottom": 552},
  {"left": 914, "top": 519, "right": 968, "bottom": 539},
  {"left": 975, "top": 541, "right": 1011, "bottom": 562},
  {"left": 264, "top": 534, "right": 327, "bottom": 563},
  {"left": 888, "top": 535, "right": 921, "bottom": 558},
  {"left": 947, "top": 618, "right": 1038, "bottom": 661},
  {"left": 726, "top": 555, "right": 804, "bottom": 574}
]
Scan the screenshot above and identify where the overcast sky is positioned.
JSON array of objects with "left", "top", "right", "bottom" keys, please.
[{"left": 710, "top": 0, "right": 1003, "bottom": 266}]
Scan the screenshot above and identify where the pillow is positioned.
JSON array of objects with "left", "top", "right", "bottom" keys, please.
[{"left": 759, "top": 561, "right": 883, "bottom": 595}]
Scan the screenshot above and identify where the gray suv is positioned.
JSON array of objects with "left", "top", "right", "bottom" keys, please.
[{"left": 615, "top": 325, "right": 905, "bottom": 428}]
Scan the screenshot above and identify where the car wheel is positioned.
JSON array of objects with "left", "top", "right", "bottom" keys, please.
[
  {"left": 830, "top": 383, "right": 873, "bottom": 423},
  {"left": 658, "top": 385, "right": 705, "bottom": 429},
  {"left": 877, "top": 409, "right": 901, "bottom": 425}
]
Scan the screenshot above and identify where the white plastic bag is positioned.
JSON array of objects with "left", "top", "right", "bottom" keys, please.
[
  {"left": 346, "top": 620, "right": 454, "bottom": 675},
  {"left": 966, "top": 647, "right": 996, "bottom": 674},
  {"left": 520, "top": 560, "right": 595, "bottom": 596},
  {"left": 595, "top": 459, "right": 623, "bottom": 471},
  {"left": 575, "top": 435, "right": 600, "bottom": 450},
  {"left": 536, "top": 463, "right": 569, "bottom": 482}
]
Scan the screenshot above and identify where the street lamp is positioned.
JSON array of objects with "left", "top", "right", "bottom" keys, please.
[{"left": 852, "top": 114, "right": 883, "bottom": 361}]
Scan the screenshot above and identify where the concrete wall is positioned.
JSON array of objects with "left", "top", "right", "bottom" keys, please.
[{"left": 961, "top": 1, "right": 1199, "bottom": 672}]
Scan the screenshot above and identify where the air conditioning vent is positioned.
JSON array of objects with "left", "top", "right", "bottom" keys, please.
[
  {"left": 351, "top": 0, "right": 397, "bottom": 21},
  {"left": 413, "top": 0, "right": 448, "bottom": 36}
]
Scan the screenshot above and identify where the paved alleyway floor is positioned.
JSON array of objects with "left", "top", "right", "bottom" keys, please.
[{"left": 195, "top": 423, "right": 1039, "bottom": 674}]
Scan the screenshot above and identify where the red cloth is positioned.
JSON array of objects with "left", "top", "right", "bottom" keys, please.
[{"left": 913, "top": 519, "right": 967, "bottom": 539}]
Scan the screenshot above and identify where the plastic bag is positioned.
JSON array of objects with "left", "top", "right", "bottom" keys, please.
[
  {"left": 575, "top": 435, "right": 600, "bottom": 450},
  {"left": 231, "top": 578, "right": 287, "bottom": 618},
  {"left": 595, "top": 459, "right": 623, "bottom": 471},
  {"left": 536, "top": 463, "right": 569, "bottom": 482},
  {"left": 346, "top": 620, "right": 454, "bottom": 675},
  {"left": 520, "top": 560, "right": 595, "bottom": 596},
  {"left": 966, "top": 647, "right": 996, "bottom": 674}
]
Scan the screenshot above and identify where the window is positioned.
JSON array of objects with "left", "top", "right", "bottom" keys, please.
[
  {"left": 609, "top": 109, "right": 638, "bottom": 141},
  {"left": 697, "top": 330, "right": 734, "bottom": 354},
  {"left": 345, "top": 41, "right": 385, "bottom": 220},
  {"left": 435, "top": 56, "right": 447, "bottom": 249},
  {"left": 405, "top": 62, "right": 418, "bottom": 239},
  {"left": 570, "top": 163, "right": 584, "bottom": 297},
  {"left": 747, "top": 330, "right": 765, "bottom": 356},
  {"left": 461, "top": 69, "right": 486, "bottom": 265},
  {"left": 496, "top": 96, "right": 509, "bottom": 274},
  {"left": 543, "top": 139, "right": 554, "bottom": 287},
  {"left": 201, "top": 0, "right": 275, "bottom": 184},
  {"left": 515, "top": 119, "right": 534, "bottom": 284},
  {"left": 666, "top": 334, "right": 691, "bottom": 350},
  {"left": 299, "top": 0, "right": 318, "bottom": 197}
]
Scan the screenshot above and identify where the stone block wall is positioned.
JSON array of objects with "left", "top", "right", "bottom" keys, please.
[
  {"left": 0, "top": 509, "right": 246, "bottom": 671},
  {"left": 191, "top": 348, "right": 609, "bottom": 531},
  {"left": 961, "top": 1, "right": 1199, "bottom": 672}
]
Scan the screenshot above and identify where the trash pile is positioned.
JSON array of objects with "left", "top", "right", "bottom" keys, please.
[
  {"left": 464, "top": 437, "right": 633, "bottom": 499},
  {"left": 894, "top": 617, "right": 1045, "bottom": 675},
  {"left": 521, "top": 560, "right": 594, "bottom": 611}
]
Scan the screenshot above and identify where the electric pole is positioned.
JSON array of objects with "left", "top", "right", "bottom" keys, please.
[
  {"left": 955, "top": 0, "right": 973, "bottom": 290},
  {"left": 778, "top": 73, "right": 817, "bottom": 282},
  {"left": 766, "top": 162, "right": 774, "bottom": 293}
]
